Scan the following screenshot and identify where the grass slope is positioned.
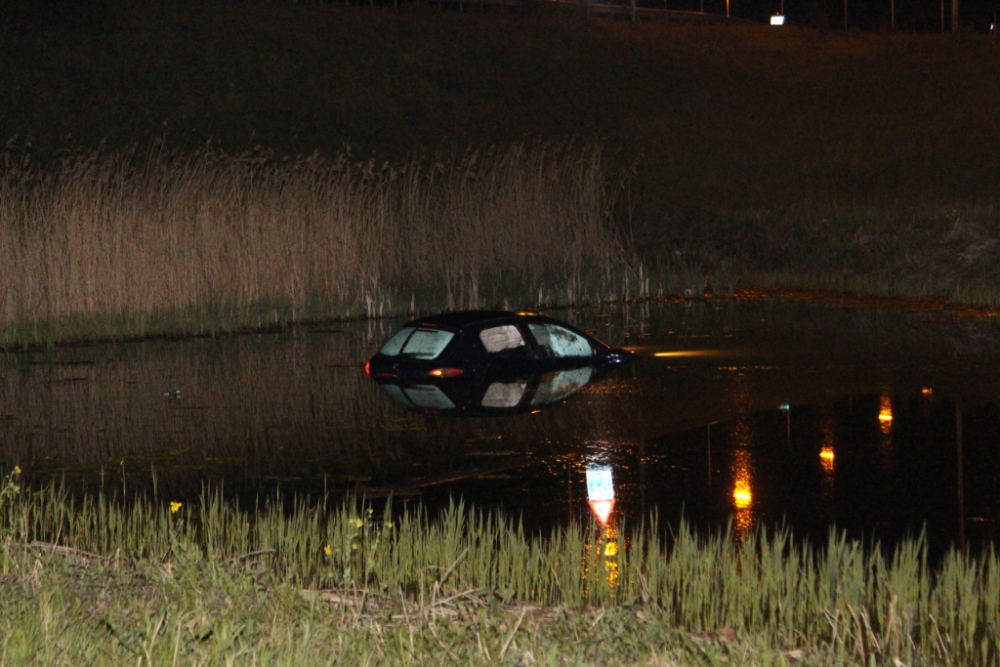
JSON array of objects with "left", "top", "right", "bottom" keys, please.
[{"left": 6, "top": 1, "right": 1000, "bottom": 207}]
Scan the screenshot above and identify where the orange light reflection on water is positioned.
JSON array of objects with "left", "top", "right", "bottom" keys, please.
[
  {"left": 879, "top": 395, "right": 893, "bottom": 434},
  {"left": 602, "top": 525, "right": 619, "bottom": 588},
  {"left": 583, "top": 524, "right": 620, "bottom": 591},
  {"left": 731, "top": 448, "right": 754, "bottom": 536},
  {"left": 820, "top": 446, "right": 835, "bottom": 473}
]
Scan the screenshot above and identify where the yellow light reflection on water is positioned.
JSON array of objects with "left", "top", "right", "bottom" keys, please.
[
  {"left": 733, "top": 482, "right": 752, "bottom": 508},
  {"left": 653, "top": 350, "right": 725, "bottom": 358},
  {"left": 583, "top": 525, "right": 620, "bottom": 591},
  {"left": 878, "top": 395, "right": 893, "bottom": 434},
  {"left": 730, "top": 448, "right": 754, "bottom": 536},
  {"left": 602, "top": 525, "right": 619, "bottom": 588},
  {"left": 820, "top": 446, "right": 835, "bottom": 473}
]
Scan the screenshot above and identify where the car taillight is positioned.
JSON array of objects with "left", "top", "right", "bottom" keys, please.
[
  {"left": 428, "top": 368, "right": 464, "bottom": 378},
  {"left": 364, "top": 361, "right": 370, "bottom": 375}
]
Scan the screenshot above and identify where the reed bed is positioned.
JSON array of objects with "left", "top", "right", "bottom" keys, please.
[
  {"left": 0, "top": 142, "right": 628, "bottom": 347},
  {"left": 1, "top": 472, "right": 997, "bottom": 666}
]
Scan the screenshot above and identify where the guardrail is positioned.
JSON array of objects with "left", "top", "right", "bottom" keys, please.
[{"left": 430, "top": 0, "right": 755, "bottom": 23}]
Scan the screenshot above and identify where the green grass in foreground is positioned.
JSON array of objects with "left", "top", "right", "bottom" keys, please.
[{"left": 1, "top": 470, "right": 997, "bottom": 666}]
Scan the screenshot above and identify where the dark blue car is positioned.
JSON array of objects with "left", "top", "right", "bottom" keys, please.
[{"left": 366, "top": 311, "right": 635, "bottom": 415}]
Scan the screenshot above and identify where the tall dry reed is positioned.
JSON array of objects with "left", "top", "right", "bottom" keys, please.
[{"left": 0, "top": 142, "right": 625, "bottom": 346}]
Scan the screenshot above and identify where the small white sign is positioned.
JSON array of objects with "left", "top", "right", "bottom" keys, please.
[
  {"left": 770, "top": 14, "right": 785, "bottom": 24},
  {"left": 586, "top": 466, "right": 615, "bottom": 501}
]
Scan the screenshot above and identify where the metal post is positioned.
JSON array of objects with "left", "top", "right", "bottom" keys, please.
[
  {"left": 707, "top": 422, "right": 712, "bottom": 488},
  {"left": 952, "top": 0, "right": 958, "bottom": 31}
]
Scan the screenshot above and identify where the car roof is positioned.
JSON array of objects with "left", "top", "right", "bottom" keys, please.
[{"left": 403, "top": 310, "right": 543, "bottom": 330}]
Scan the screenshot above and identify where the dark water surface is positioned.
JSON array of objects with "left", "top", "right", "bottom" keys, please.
[{"left": 3, "top": 298, "right": 1000, "bottom": 557}]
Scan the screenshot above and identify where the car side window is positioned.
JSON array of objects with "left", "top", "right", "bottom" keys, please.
[
  {"left": 527, "top": 323, "right": 594, "bottom": 358},
  {"left": 481, "top": 381, "right": 528, "bottom": 409},
  {"left": 480, "top": 325, "right": 527, "bottom": 357}
]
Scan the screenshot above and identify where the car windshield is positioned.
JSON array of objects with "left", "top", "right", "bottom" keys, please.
[
  {"left": 400, "top": 329, "right": 455, "bottom": 360},
  {"left": 528, "top": 323, "right": 594, "bottom": 358}
]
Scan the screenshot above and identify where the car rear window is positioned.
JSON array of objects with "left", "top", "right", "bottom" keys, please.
[
  {"left": 379, "top": 327, "right": 416, "bottom": 356},
  {"left": 401, "top": 329, "right": 455, "bottom": 360},
  {"left": 380, "top": 384, "right": 456, "bottom": 410},
  {"left": 401, "top": 384, "right": 456, "bottom": 409}
]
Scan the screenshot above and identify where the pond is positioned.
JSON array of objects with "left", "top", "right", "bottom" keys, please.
[{"left": 2, "top": 297, "right": 999, "bottom": 558}]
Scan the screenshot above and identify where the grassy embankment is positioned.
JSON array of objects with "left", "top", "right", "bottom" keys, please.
[
  {"left": 1, "top": 471, "right": 998, "bottom": 666},
  {"left": 3, "top": 1, "right": 1000, "bottom": 345}
]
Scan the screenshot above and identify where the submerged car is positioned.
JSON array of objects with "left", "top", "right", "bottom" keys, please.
[{"left": 366, "top": 310, "right": 636, "bottom": 415}]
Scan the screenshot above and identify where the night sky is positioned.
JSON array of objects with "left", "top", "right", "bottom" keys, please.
[{"left": 10, "top": 0, "right": 1000, "bottom": 32}]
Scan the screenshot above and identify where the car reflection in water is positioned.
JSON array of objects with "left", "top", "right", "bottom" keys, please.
[{"left": 367, "top": 310, "right": 636, "bottom": 416}]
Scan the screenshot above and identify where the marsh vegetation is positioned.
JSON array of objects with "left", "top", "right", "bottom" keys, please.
[
  {"left": 1, "top": 476, "right": 998, "bottom": 666},
  {"left": 0, "top": 143, "right": 630, "bottom": 347}
]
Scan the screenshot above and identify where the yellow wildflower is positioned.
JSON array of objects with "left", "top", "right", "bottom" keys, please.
[
  {"left": 324, "top": 544, "right": 332, "bottom": 556},
  {"left": 170, "top": 501, "right": 182, "bottom": 513},
  {"left": 352, "top": 518, "right": 364, "bottom": 529},
  {"left": 12, "top": 466, "right": 21, "bottom": 475}
]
